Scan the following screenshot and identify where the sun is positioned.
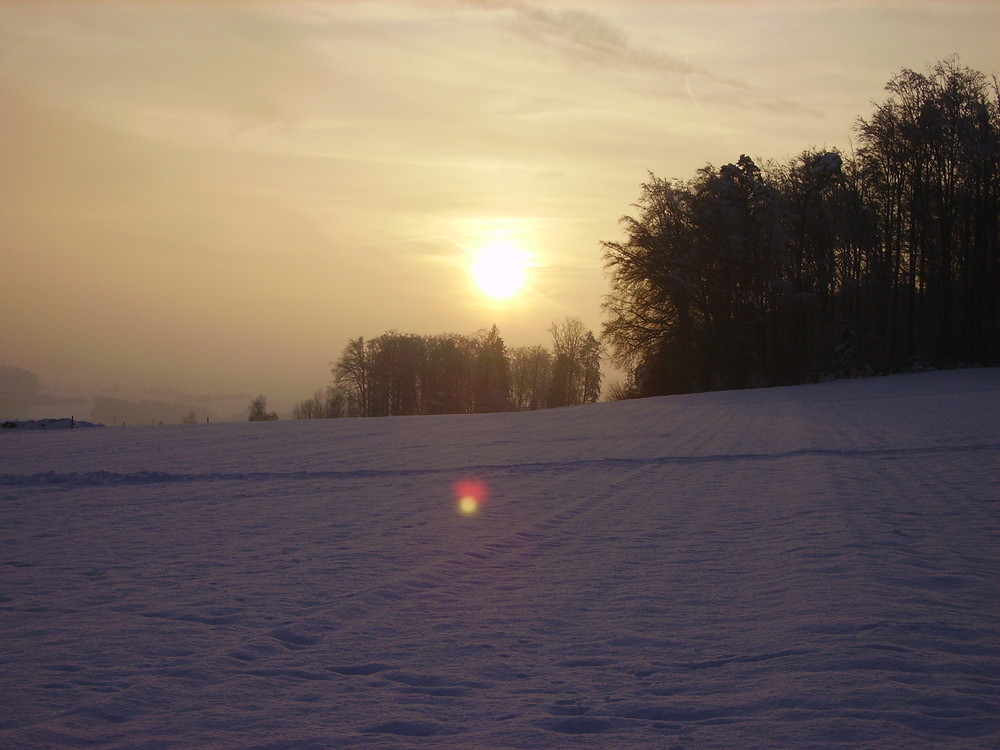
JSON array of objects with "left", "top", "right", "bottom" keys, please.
[{"left": 470, "top": 240, "right": 530, "bottom": 300}]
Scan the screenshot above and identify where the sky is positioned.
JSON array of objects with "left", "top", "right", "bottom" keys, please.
[{"left": 2, "top": 0, "right": 997, "bottom": 413}]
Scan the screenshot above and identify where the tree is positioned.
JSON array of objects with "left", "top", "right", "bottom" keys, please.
[
  {"left": 604, "top": 155, "right": 825, "bottom": 393},
  {"left": 763, "top": 148, "right": 874, "bottom": 382},
  {"left": 247, "top": 395, "right": 277, "bottom": 421},
  {"left": 855, "top": 57, "right": 1000, "bottom": 368},
  {"left": 423, "top": 333, "right": 477, "bottom": 414},
  {"left": 181, "top": 410, "right": 198, "bottom": 425},
  {"left": 324, "top": 322, "right": 601, "bottom": 416},
  {"left": 509, "top": 345, "right": 552, "bottom": 410},
  {"left": 602, "top": 170, "right": 706, "bottom": 395},
  {"left": 333, "top": 337, "right": 374, "bottom": 417},
  {"left": 548, "top": 317, "right": 602, "bottom": 406},
  {"left": 293, "top": 386, "right": 349, "bottom": 419},
  {"left": 472, "top": 325, "right": 511, "bottom": 413},
  {"left": 369, "top": 332, "right": 426, "bottom": 416},
  {"left": 603, "top": 58, "right": 999, "bottom": 396},
  {"left": 580, "top": 329, "right": 603, "bottom": 404}
]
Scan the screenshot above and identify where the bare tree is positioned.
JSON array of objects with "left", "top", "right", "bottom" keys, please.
[
  {"left": 509, "top": 345, "right": 552, "bottom": 410},
  {"left": 333, "top": 337, "right": 373, "bottom": 417},
  {"left": 548, "top": 317, "right": 602, "bottom": 407},
  {"left": 293, "top": 387, "right": 349, "bottom": 419},
  {"left": 247, "top": 395, "right": 278, "bottom": 421}
]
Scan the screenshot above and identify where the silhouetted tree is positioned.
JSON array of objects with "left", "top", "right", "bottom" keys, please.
[
  {"left": 548, "top": 317, "right": 602, "bottom": 406},
  {"left": 603, "top": 58, "right": 999, "bottom": 396},
  {"left": 423, "top": 333, "right": 477, "bottom": 414},
  {"left": 365, "top": 332, "right": 425, "bottom": 416},
  {"left": 509, "top": 345, "right": 552, "bottom": 410},
  {"left": 247, "top": 395, "right": 277, "bottom": 421},
  {"left": 333, "top": 337, "right": 374, "bottom": 417},
  {"left": 326, "top": 321, "right": 601, "bottom": 416},
  {"left": 855, "top": 56, "right": 1000, "bottom": 368},
  {"left": 762, "top": 148, "right": 874, "bottom": 382},
  {"left": 473, "top": 325, "right": 511, "bottom": 413},
  {"left": 293, "top": 386, "right": 349, "bottom": 419}
]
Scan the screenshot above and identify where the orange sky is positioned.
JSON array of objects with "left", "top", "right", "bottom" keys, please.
[{"left": 2, "top": 1, "right": 997, "bottom": 412}]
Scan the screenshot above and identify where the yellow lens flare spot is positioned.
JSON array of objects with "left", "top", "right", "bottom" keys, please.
[
  {"left": 470, "top": 241, "right": 529, "bottom": 300},
  {"left": 453, "top": 479, "right": 488, "bottom": 516}
]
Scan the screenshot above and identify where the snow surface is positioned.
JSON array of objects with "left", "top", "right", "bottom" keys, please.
[{"left": 1, "top": 369, "right": 998, "bottom": 748}]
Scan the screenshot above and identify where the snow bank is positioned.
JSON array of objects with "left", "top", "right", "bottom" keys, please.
[{"left": 1, "top": 369, "right": 997, "bottom": 748}]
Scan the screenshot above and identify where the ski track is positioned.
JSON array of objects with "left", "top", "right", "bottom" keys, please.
[{"left": 0, "top": 369, "right": 997, "bottom": 748}]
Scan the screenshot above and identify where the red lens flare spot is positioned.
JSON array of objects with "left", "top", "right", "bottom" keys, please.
[{"left": 453, "top": 479, "right": 488, "bottom": 515}]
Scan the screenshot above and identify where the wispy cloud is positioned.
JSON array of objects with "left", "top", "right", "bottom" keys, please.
[{"left": 460, "top": 0, "right": 747, "bottom": 89}]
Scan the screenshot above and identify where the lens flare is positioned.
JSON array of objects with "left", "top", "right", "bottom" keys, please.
[{"left": 453, "top": 479, "right": 488, "bottom": 515}]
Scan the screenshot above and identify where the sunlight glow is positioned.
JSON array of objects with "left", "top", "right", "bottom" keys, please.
[{"left": 470, "top": 240, "right": 530, "bottom": 300}]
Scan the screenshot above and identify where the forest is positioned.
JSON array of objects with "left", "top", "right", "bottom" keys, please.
[
  {"left": 292, "top": 319, "right": 601, "bottom": 419},
  {"left": 603, "top": 58, "right": 999, "bottom": 396}
]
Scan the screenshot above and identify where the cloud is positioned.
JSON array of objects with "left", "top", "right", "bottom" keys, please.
[
  {"left": 511, "top": 3, "right": 690, "bottom": 71},
  {"left": 459, "top": 0, "right": 746, "bottom": 89},
  {"left": 754, "top": 97, "right": 823, "bottom": 117}
]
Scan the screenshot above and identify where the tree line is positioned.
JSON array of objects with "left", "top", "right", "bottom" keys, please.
[
  {"left": 293, "top": 318, "right": 601, "bottom": 419},
  {"left": 603, "top": 58, "right": 999, "bottom": 396}
]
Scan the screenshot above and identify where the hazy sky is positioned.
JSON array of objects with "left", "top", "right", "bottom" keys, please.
[{"left": 2, "top": 1, "right": 997, "bottom": 410}]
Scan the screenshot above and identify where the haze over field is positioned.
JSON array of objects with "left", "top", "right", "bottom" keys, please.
[
  {"left": 1, "top": 369, "right": 998, "bottom": 747},
  {"left": 2, "top": 1, "right": 997, "bottom": 410}
]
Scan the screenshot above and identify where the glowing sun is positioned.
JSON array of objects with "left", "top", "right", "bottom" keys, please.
[{"left": 470, "top": 241, "right": 530, "bottom": 300}]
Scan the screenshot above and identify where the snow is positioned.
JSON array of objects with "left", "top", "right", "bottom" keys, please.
[{"left": 1, "top": 369, "right": 998, "bottom": 748}]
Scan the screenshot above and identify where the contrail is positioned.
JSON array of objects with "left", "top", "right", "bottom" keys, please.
[{"left": 683, "top": 34, "right": 735, "bottom": 150}]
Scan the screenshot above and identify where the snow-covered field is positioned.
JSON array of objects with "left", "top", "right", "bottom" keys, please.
[{"left": 2, "top": 369, "right": 998, "bottom": 749}]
